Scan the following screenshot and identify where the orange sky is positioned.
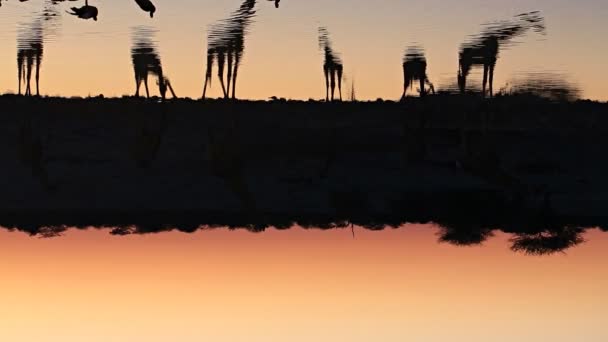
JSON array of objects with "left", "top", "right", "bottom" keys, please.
[
  {"left": 0, "top": 0, "right": 606, "bottom": 100},
  {"left": 1, "top": 226, "right": 607, "bottom": 341}
]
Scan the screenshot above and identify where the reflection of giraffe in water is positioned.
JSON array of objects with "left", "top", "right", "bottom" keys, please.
[
  {"left": 16, "top": 0, "right": 61, "bottom": 96},
  {"left": 203, "top": 0, "right": 277, "bottom": 100},
  {"left": 318, "top": 27, "right": 343, "bottom": 101},
  {"left": 401, "top": 46, "right": 434, "bottom": 99},
  {"left": 18, "top": 114, "right": 51, "bottom": 191},
  {"left": 458, "top": 11, "right": 546, "bottom": 97},
  {"left": 17, "top": 18, "right": 44, "bottom": 96},
  {"left": 206, "top": 119, "right": 256, "bottom": 212},
  {"left": 131, "top": 27, "right": 176, "bottom": 100}
]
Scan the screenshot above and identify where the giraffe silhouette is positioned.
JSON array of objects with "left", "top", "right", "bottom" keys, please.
[
  {"left": 458, "top": 11, "right": 546, "bottom": 97},
  {"left": 202, "top": 0, "right": 277, "bottom": 100},
  {"left": 401, "top": 46, "right": 434, "bottom": 99},
  {"left": 16, "top": 0, "right": 60, "bottom": 96},
  {"left": 318, "top": 27, "right": 343, "bottom": 102},
  {"left": 131, "top": 27, "right": 176, "bottom": 101},
  {"left": 16, "top": 28, "right": 43, "bottom": 96}
]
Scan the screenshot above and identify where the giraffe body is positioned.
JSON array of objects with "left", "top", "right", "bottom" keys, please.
[{"left": 458, "top": 11, "right": 545, "bottom": 97}]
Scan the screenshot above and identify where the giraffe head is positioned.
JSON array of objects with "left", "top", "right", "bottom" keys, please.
[
  {"left": 157, "top": 77, "right": 169, "bottom": 99},
  {"left": 457, "top": 62, "right": 470, "bottom": 94},
  {"left": 90, "top": 7, "right": 98, "bottom": 21},
  {"left": 457, "top": 70, "right": 466, "bottom": 94},
  {"left": 149, "top": 4, "right": 156, "bottom": 18},
  {"left": 516, "top": 11, "right": 546, "bottom": 35}
]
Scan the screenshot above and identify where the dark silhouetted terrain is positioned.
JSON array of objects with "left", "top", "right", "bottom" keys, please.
[{"left": 1, "top": 94, "right": 607, "bottom": 238}]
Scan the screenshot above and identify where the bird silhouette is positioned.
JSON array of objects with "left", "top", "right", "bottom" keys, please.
[
  {"left": 67, "top": 0, "right": 98, "bottom": 21},
  {"left": 134, "top": 0, "right": 156, "bottom": 18}
]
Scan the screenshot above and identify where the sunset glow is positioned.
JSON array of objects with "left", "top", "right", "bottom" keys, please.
[
  {"left": 1, "top": 226, "right": 607, "bottom": 341},
  {"left": 0, "top": 0, "right": 606, "bottom": 100}
]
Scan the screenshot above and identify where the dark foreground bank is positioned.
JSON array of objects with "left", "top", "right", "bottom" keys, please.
[{"left": 1, "top": 94, "right": 607, "bottom": 231}]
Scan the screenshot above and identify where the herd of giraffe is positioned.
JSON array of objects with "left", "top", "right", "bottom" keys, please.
[{"left": 6, "top": 0, "right": 547, "bottom": 101}]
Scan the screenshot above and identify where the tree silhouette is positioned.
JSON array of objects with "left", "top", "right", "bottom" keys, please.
[
  {"left": 437, "top": 223, "right": 494, "bottom": 246},
  {"left": 510, "top": 226, "right": 585, "bottom": 255}
]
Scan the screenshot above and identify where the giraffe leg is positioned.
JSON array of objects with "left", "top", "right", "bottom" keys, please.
[
  {"left": 330, "top": 69, "right": 336, "bottom": 101},
  {"left": 155, "top": 69, "right": 167, "bottom": 101},
  {"left": 426, "top": 79, "right": 435, "bottom": 95},
  {"left": 324, "top": 65, "right": 329, "bottom": 101},
  {"left": 135, "top": 74, "right": 141, "bottom": 97},
  {"left": 202, "top": 76, "right": 210, "bottom": 100},
  {"left": 158, "top": 76, "right": 166, "bottom": 101},
  {"left": 226, "top": 50, "right": 233, "bottom": 99},
  {"left": 202, "top": 53, "right": 213, "bottom": 99},
  {"left": 26, "top": 59, "right": 32, "bottom": 96},
  {"left": 35, "top": 58, "right": 41, "bottom": 96},
  {"left": 231, "top": 52, "right": 241, "bottom": 99},
  {"left": 337, "top": 68, "right": 343, "bottom": 101},
  {"left": 458, "top": 64, "right": 468, "bottom": 94},
  {"left": 217, "top": 53, "right": 228, "bottom": 99},
  {"left": 17, "top": 62, "right": 22, "bottom": 95},
  {"left": 482, "top": 64, "right": 488, "bottom": 97},
  {"left": 402, "top": 66, "right": 408, "bottom": 100},
  {"left": 489, "top": 64, "right": 495, "bottom": 98},
  {"left": 419, "top": 77, "right": 426, "bottom": 97},
  {"left": 459, "top": 71, "right": 466, "bottom": 94},
  {"left": 167, "top": 80, "right": 177, "bottom": 99},
  {"left": 144, "top": 74, "right": 150, "bottom": 98}
]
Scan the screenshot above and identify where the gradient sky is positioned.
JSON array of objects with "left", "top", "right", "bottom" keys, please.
[
  {"left": 1, "top": 226, "right": 607, "bottom": 341},
  {"left": 0, "top": 0, "right": 606, "bottom": 100}
]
